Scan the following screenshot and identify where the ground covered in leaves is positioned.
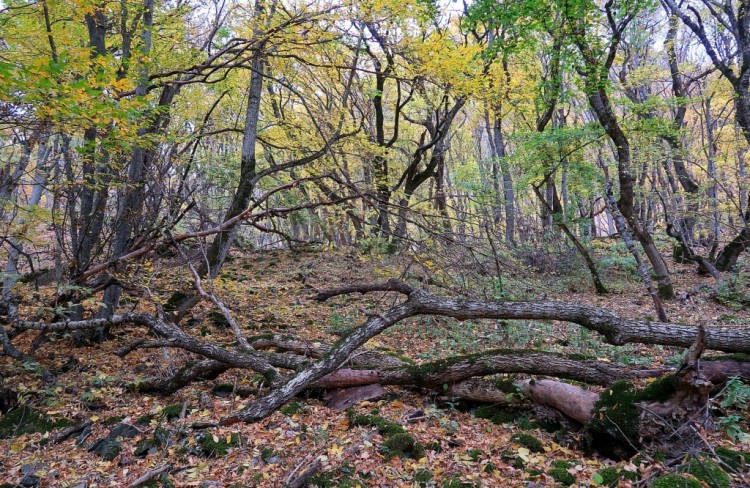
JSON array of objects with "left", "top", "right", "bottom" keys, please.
[{"left": 1, "top": 244, "right": 749, "bottom": 487}]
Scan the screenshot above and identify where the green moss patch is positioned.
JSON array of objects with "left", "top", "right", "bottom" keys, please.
[
  {"left": 442, "top": 475, "right": 477, "bottom": 488},
  {"left": 680, "top": 458, "right": 730, "bottom": 488},
  {"left": 640, "top": 375, "right": 679, "bottom": 402},
  {"left": 650, "top": 474, "right": 702, "bottom": 488},
  {"left": 548, "top": 466, "right": 575, "bottom": 486},
  {"left": 280, "top": 401, "right": 303, "bottom": 415},
  {"left": 599, "top": 466, "right": 639, "bottom": 487},
  {"left": 715, "top": 447, "right": 750, "bottom": 471},
  {"left": 350, "top": 413, "right": 405, "bottom": 437},
  {"left": 585, "top": 381, "right": 640, "bottom": 458},
  {"left": 414, "top": 468, "right": 432, "bottom": 486},
  {"left": 196, "top": 432, "right": 240, "bottom": 457},
  {"left": 160, "top": 403, "right": 188, "bottom": 421},
  {"left": 474, "top": 405, "right": 525, "bottom": 425},
  {"left": 0, "top": 406, "right": 73, "bottom": 439},
  {"left": 510, "top": 433, "right": 544, "bottom": 453},
  {"left": 381, "top": 432, "right": 425, "bottom": 460}
]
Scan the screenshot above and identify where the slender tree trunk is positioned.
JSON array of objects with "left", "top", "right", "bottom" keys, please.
[
  {"left": 203, "top": 51, "right": 264, "bottom": 276},
  {"left": 586, "top": 90, "right": 674, "bottom": 299}
]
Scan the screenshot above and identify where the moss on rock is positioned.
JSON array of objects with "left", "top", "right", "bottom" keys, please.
[
  {"left": 414, "top": 468, "right": 433, "bottom": 486},
  {"left": 160, "top": 403, "right": 187, "bottom": 421},
  {"left": 442, "top": 476, "right": 476, "bottom": 488},
  {"left": 474, "top": 405, "right": 525, "bottom": 425},
  {"left": 0, "top": 406, "right": 73, "bottom": 439},
  {"left": 280, "top": 401, "right": 303, "bottom": 415},
  {"left": 640, "top": 375, "right": 679, "bottom": 402},
  {"left": 350, "top": 413, "right": 405, "bottom": 437},
  {"left": 381, "top": 432, "right": 425, "bottom": 460},
  {"left": 510, "top": 433, "right": 544, "bottom": 453},
  {"left": 548, "top": 466, "right": 575, "bottom": 486},
  {"left": 586, "top": 381, "right": 640, "bottom": 458}
]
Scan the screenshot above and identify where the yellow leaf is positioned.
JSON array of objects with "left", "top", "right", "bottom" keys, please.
[
  {"left": 10, "top": 443, "right": 25, "bottom": 453},
  {"left": 328, "top": 444, "right": 344, "bottom": 456},
  {"left": 517, "top": 447, "right": 530, "bottom": 462}
]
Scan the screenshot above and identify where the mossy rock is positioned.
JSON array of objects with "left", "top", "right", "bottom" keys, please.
[
  {"left": 414, "top": 468, "right": 433, "bottom": 486},
  {"left": 88, "top": 437, "right": 122, "bottom": 461},
  {"left": 102, "top": 415, "right": 125, "bottom": 426},
  {"left": 474, "top": 405, "right": 501, "bottom": 420},
  {"left": 135, "top": 438, "right": 158, "bottom": 457},
  {"left": 586, "top": 381, "right": 640, "bottom": 458},
  {"left": 474, "top": 405, "right": 525, "bottom": 425},
  {"left": 160, "top": 403, "right": 187, "bottom": 421},
  {"left": 680, "top": 458, "right": 731, "bottom": 488},
  {"left": 381, "top": 432, "right": 425, "bottom": 460},
  {"left": 280, "top": 401, "right": 302, "bottom": 415},
  {"left": 715, "top": 447, "right": 750, "bottom": 471},
  {"left": 426, "top": 440, "right": 442, "bottom": 452},
  {"left": 649, "top": 474, "right": 703, "bottom": 488},
  {"left": 548, "top": 467, "right": 575, "bottom": 486},
  {"left": 197, "top": 432, "right": 240, "bottom": 457},
  {"left": 153, "top": 425, "right": 171, "bottom": 448},
  {"left": 0, "top": 406, "right": 73, "bottom": 439},
  {"left": 599, "top": 466, "right": 639, "bottom": 487},
  {"left": 510, "top": 433, "right": 544, "bottom": 453},
  {"left": 640, "top": 375, "right": 679, "bottom": 402}
]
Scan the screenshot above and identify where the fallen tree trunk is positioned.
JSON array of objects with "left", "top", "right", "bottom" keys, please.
[
  {"left": 9, "top": 280, "right": 750, "bottom": 428},
  {"left": 222, "top": 280, "right": 750, "bottom": 424}
]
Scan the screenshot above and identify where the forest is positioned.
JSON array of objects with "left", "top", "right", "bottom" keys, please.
[{"left": 1, "top": 0, "right": 750, "bottom": 485}]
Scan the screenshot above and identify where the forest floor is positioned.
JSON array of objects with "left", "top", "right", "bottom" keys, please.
[{"left": 1, "top": 243, "right": 749, "bottom": 487}]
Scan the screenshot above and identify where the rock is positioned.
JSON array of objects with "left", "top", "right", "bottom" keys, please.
[
  {"left": 405, "top": 410, "right": 425, "bottom": 423},
  {"left": 75, "top": 424, "right": 93, "bottom": 446},
  {"left": 0, "top": 406, "right": 73, "bottom": 439},
  {"left": 108, "top": 423, "right": 139, "bottom": 439},
  {"left": 87, "top": 437, "right": 121, "bottom": 461},
  {"left": 154, "top": 426, "right": 171, "bottom": 448},
  {"left": 134, "top": 438, "right": 157, "bottom": 457},
  {"left": 19, "top": 463, "right": 45, "bottom": 487}
]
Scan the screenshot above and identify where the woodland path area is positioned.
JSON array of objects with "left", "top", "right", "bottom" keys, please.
[
  {"left": 3, "top": 0, "right": 750, "bottom": 485},
  {"left": 1, "top": 248, "right": 749, "bottom": 487}
]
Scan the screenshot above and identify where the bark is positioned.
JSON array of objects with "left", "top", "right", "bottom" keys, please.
[
  {"left": 218, "top": 281, "right": 750, "bottom": 423},
  {"left": 604, "top": 182, "right": 668, "bottom": 322},
  {"left": 662, "top": 0, "right": 750, "bottom": 269},
  {"left": 520, "top": 379, "right": 598, "bottom": 424},
  {"left": 573, "top": 13, "right": 674, "bottom": 299},
  {"left": 203, "top": 47, "right": 264, "bottom": 277},
  {"left": 316, "top": 351, "right": 661, "bottom": 389}
]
